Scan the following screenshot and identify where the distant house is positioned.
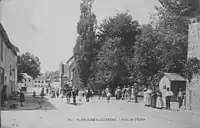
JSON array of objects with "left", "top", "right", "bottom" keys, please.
[
  {"left": 59, "top": 61, "right": 70, "bottom": 88},
  {"left": 33, "top": 75, "right": 48, "bottom": 88},
  {"left": 0, "top": 23, "right": 20, "bottom": 98},
  {"left": 21, "top": 73, "right": 33, "bottom": 87},
  {"left": 159, "top": 73, "right": 186, "bottom": 101}
]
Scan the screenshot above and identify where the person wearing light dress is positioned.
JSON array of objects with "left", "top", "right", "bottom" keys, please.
[
  {"left": 143, "top": 88, "right": 147, "bottom": 106},
  {"left": 146, "top": 86, "right": 152, "bottom": 106},
  {"left": 78, "top": 89, "right": 83, "bottom": 103},
  {"left": 156, "top": 89, "right": 163, "bottom": 109}
]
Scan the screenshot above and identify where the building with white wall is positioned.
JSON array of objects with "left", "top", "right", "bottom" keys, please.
[{"left": 33, "top": 75, "right": 48, "bottom": 88}]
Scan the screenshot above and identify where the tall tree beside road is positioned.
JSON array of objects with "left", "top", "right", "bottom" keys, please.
[
  {"left": 94, "top": 12, "right": 140, "bottom": 89},
  {"left": 18, "top": 52, "right": 41, "bottom": 82},
  {"left": 73, "top": 0, "right": 97, "bottom": 87}
]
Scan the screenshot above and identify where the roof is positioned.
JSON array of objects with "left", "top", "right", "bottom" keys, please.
[
  {"left": 164, "top": 73, "right": 186, "bottom": 81},
  {"left": 21, "top": 73, "right": 32, "bottom": 79},
  {"left": 35, "top": 75, "right": 46, "bottom": 80},
  {"left": 0, "top": 23, "right": 20, "bottom": 56},
  {"left": 69, "top": 60, "right": 76, "bottom": 70},
  {"left": 66, "top": 56, "right": 74, "bottom": 64}
]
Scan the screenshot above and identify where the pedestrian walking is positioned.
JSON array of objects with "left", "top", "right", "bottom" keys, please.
[
  {"left": 33, "top": 90, "right": 36, "bottom": 97},
  {"left": 115, "top": 86, "right": 121, "bottom": 100},
  {"left": 86, "top": 88, "right": 91, "bottom": 102},
  {"left": 66, "top": 89, "right": 71, "bottom": 104},
  {"left": 56, "top": 89, "right": 60, "bottom": 98},
  {"left": 165, "top": 88, "right": 174, "bottom": 110},
  {"left": 72, "top": 87, "right": 77, "bottom": 105},
  {"left": 143, "top": 88, "right": 148, "bottom": 106},
  {"left": 127, "top": 85, "right": 132, "bottom": 102},
  {"left": 78, "top": 89, "right": 83, "bottom": 103},
  {"left": 121, "top": 86, "right": 126, "bottom": 100},
  {"left": 151, "top": 88, "right": 157, "bottom": 108},
  {"left": 146, "top": 86, "right": 152, "bottom": 106},
  {"left": 177, "top": 88, "right": 184, "bottom": 110},
  {"left": 162, "top": 86, "right": 167, "bottom": 108},
  {"left": 19, "top": 89, "right": 25, "bottom": 107},
  {"left": 156, "top": 89, "right": 163, "bottom": 109},
  {"left": 40, "top": 88, "right": 45, "bottom": 99},
  {"left": 105, "top": 87, "right": 111, "bottom": 103},
  {"left": 102, "top": 89, "right": 106, "bottom": 100},
  {"left": 98, "top": 89, "right": 101, "bottom": 100},
  {"left": 46, "top": 88, "right": 49, "bottom": 95},
  {"left": 133, "top": 83, "right": 138, "bottom": 103}
]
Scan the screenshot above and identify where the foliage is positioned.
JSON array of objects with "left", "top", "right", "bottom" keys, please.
[
  {"left": 73, "top": 0, "right": 97, "bottom": 87},
  {"left": 18, "top": 52, "right": 41, "bottom": 82},
  {"left": 94, "top": 12, "right": 140, "bottom": 89},
  {"left": 44, "top": 70, "right": 59, "bottom": 81},
  {"left": 158, "top": 0, "right": 199, "bottom": 17}
]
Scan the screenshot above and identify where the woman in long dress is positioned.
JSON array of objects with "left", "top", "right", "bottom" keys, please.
[
  {"left": 156, "top": 90, "right": 163, "bottom": 109},
  {"left": 146, "top": 87, "right": 152, "bottom": 106},
  {"left": 143, "top": 88, "right": 148, "bottom": 106}
]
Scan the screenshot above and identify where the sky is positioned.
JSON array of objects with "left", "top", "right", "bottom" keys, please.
[{"left": 1, "top": 0, "right": 160, "bottom": 73}]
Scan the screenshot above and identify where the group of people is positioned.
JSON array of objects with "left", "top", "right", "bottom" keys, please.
[
  {"left": 60, "top": 87, "right": 94, "bottom": 105},
  {"left": 97, "top": 84, "right": 139, "bottom": 103},
  {"left": 143, "top": 86, "right": 185, "bottom": 111}
]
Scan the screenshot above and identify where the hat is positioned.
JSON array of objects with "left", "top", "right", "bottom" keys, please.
[
  {"left": 144, "top": 88, "right": 147, "bottom": 91},
  {"left": 131, "top": 86, "right": 134, "bottom": 88}
]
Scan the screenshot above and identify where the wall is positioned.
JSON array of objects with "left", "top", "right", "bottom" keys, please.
[
  {"left": 187, "top": 16, "right": 200, "bottom": 111},
  {"left": 0, "top": 35, "right": 18, "bottom": 98},
  {"left": 33, "top": 80, "right": 48, "bottom": 88},
  {"left": 159, "top": 76, "right": 170, "bottom": 91}
]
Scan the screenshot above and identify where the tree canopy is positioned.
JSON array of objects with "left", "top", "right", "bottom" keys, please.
[{"left": 18, "top": 52, "right": 41, "bottom": 81}]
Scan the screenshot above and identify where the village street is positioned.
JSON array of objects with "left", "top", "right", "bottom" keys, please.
[{"left": 2, "top": 96, "right": 200, "bottom": 128}]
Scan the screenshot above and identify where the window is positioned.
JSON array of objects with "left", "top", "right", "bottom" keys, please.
[
  {"left": 35, "top": 85, "right": 37, "bottom": 87},
  {"left": 41, "top": 81, "right": 44, "bottom": 83},
  {"left": 29, "top": 79, "right": 31, "bottom": 82},
  {"left": 35, "top": 81, "right": 37, "bottom": 83},
  {"left": 38, "top": 81, "right": 40, "bottom": 83}
]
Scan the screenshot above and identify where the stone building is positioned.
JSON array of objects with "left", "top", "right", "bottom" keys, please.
[{"left": 0, "top": 23, "right": 19, "bottom": 99}]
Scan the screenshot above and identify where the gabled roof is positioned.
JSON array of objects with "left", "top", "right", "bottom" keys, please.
[
  {"left": 0, "top": 23, "right": 20, "bottom": 56},
  {"left": 35, "top": 75, "right": 46, "bottom": 80},
  {"left": 21, "top": 73, "right": 32, "bottom": 79},
  {"left": 164, "top": 73, "right": 186, "bottom": 81}
]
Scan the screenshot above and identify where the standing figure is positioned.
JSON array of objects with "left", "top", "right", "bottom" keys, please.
[
  {"left": 143, "top": 88, "right": 148, "bottom": 106},
  {"left": 121, "top": 86, "right": 126, "bottom": 100},
  {"left": 40, "top": 88, "right": 45, "bottom": 99},
  {"left": 115, "top": 86, "right": 121, "bottom": 100},
  {"left": 78, "top": 89, "right": 83, "bottom": 103},
  {"left": 72, "top": 88, "right": 77, "bottom": 105},
  {"left": 98, "top": 89, "right": 101, "bottom": 100},
  {"left": 66, "top": 89, "right": 71, "bottom": 103},
  {"left": 146, "top": 86, "right": 152, "bottom": 106},
  {"left": 151, "top": 88, "right": 157, "bottom": 108},
  {"left": 156, "top": 89, "right": 163, "bottom": 109},
  {"left": 105, "top": 87, "right": 111, "bottom": 103},
  {"left": 133, "top": 83, "right": 139, "bottom": 103},
  {"left": 177, "top": 88, "right": 184, "bottom": 110},
  {"left": 131, "top": 86, "right": 135, "bottom": 102},
  {"left": 33, "top": 90, "right": 36, "bottom": 97},
  {"left": 127, "top": 85, "right": 132, "bottom": 102},
  {"left": 46, "top": 88, "right": 49, "bottom": 95},
  {"left": 19, "top": 89, "right": 25, "bottom": 107},
  {"left": 165, "top": 88, "right": 174, "bottom": 110},
  {"left": 102, "top": 89, "right": 106, "bottom": 100},
  {"left": 56, "top": 89, "right": 60, "bottom": 98},
  {"left": 86, "top": 89, "right": 91, "bottom": 102}
]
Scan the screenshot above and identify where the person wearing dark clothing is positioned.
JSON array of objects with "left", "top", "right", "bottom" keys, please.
[
  {"left": 72, "top": 88, "right": 77, "bottom": 105},
  {"left": 1, "top": 86, "right": 7, "bottom": 107},
  {"left": 56, "top": 89, "right": 60, "bottom": 98},
  {"left": 133, "top": 83, "right": 138, "bottom": 103},
  {"left": 20, "top": 89, "right": 25, "bottom": 107},
  {"left": 46, "top": 88, "right": 49, "bottom": 94},
  {"left": 86, "top": 89, "right": 91, "bottom": 102},
  {"left": 98, "top": 90, "right": 101, "bottom": 100},
  {"left": 151, "top": 91, "right": 157, "bottom": 108},
  {"left": 66, "top": 89, "right": 71, "bottom": 103},
  {"left": 40, "top": 88, "right": 45, "bottom": 99},
  {"left": 165, "top": 88, "right": 174, "bottom": 110},
  {"left": 33, "top": 90, "right": 36, "bottom": 97},
  {"left": 177, "top": 88, "right": 184, "bottom": 110}
]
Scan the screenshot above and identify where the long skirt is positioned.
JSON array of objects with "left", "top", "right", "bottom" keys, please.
[
  {"left": 156, "top": 96, "right": 163, "bottom": 109},
  {"left": 151, "top": 96, "right": 157, "bottom": 108},
  {"left": 146, "top": 94, "right": 151, "bottom": 106}
]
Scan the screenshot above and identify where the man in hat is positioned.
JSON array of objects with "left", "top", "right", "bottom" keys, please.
[
  {"left": 115, "top": 86, "right": 121, "bottom": 100},
  {"left": 72, "top": 87, "right": 77, "bottom": 105},
  {"left": 134, "top": 83, "right": 139, "bottom": 103}
]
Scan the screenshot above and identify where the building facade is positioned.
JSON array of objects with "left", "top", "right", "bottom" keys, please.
[
  {"left": 0, "top": 23, "right": 19, "bottom": 99},
  {"left": 33, "top": 75, "right": 48, "bottom": 88},
  {"left": 59, "top": 61, "right": 70, "bottom": 88},
  {"left": 68, "top": 56, "right": 82, "bottom": 89},
  {"left": 187, "top": 8, "right": 200, "bottom": 111}
]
